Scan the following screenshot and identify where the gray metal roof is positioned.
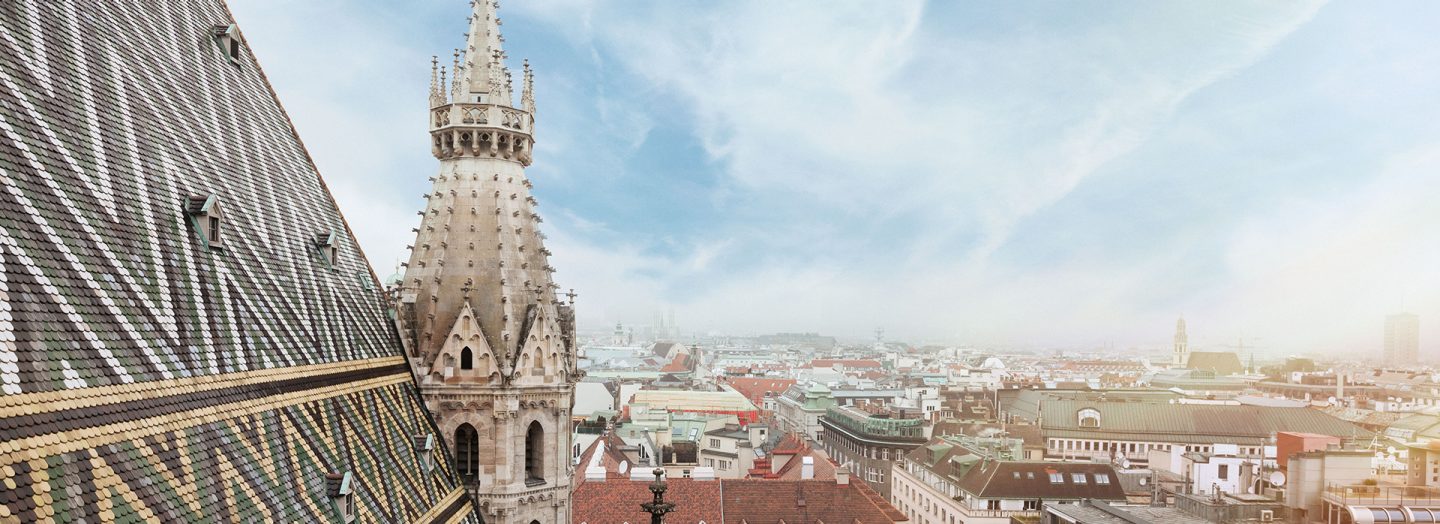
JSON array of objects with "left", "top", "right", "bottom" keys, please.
[{"left": 1040, "top": 398, "right": 1371, "bottom": 443}]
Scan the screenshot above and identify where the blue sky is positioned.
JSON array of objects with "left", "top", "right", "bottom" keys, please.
[{"left": 229, "top": 0, "right": 1439, "bottom": 355}]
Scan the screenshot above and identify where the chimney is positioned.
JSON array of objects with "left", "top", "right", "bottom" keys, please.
[
  {"left": 801, "top": 456, "right": 815, "bottom": 480},
  {"left": 835, "top": 468, "right": 849, "bottom": 485}
]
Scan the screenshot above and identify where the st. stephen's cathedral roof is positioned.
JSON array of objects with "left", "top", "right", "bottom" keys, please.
[{"left": 0, "top": 1, "right": 479, "bottom": 522}]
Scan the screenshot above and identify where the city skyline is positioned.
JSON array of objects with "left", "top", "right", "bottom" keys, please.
[{"left": 229, "top": 0, "right": 1439, "bottom": 354}]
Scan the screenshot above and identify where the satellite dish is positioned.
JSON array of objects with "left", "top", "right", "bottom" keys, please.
[{"left": 1269, "top": 471, "right": 1287, "bottom": 487}]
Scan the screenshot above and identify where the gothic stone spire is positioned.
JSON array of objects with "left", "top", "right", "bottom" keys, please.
[
  {"left": 398, "top": 2, "right": 576, "bottom": 522},
  {"left": 460, "top": 0, "right": 510, "bottom": 104}
]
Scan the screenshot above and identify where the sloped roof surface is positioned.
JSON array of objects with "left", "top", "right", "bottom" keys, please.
[
  {"left": 572, "top": 478, "right": 724, "bottom": 524},
  {"left": 955, "top": 462, "right": 1126, "bottom": 500},
  {"left": 1185, "top": 351, "right": 1244, "bottom": 376},
  {"left": 1040, "top": 399, "right": 1369, "bottom": 442},
  {"left": 721, "top": 479, "right": 906, "bottom": 523},
  {"left": 0, "top": 1, "right": 476, "bottom": 521}
]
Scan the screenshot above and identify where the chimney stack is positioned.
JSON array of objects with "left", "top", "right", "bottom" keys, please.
[{"left": 835, "top": 468, "right": 849, "bottom": 485}]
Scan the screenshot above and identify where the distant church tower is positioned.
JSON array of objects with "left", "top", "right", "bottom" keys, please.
[
  {"left": 1173, "top": 316, "right": 1189, "bottom": 367},
  {"left": 394, "top": 2, "right": 579, "bottom": 522}
]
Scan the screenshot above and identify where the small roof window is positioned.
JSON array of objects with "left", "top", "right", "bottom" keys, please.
[
  {"left": 415, "top": 433, "right": 436, "bottom": 471},
  {"left": 325, "top": 471, "right": 356, "bottom": 523},
  {"left": 315, "top": 231, "right": 340, "bottom": 268},
  {"left": 185, "top": 194, "right": 223, "bottom": 250},
  {"left": 211, "top": 24, "right": 242, "bottom": 64}
]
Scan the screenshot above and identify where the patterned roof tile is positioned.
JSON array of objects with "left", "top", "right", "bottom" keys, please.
[{"left": 0, "top": 0, "right": 478, "bottom": 521}]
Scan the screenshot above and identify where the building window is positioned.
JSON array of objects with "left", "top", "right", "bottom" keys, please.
[
  {"left": 526, "top": 421, "right": 545, "bottom": 485},
  {"left": 456, "top": 424, "right": 479, "bottom": 480},
  {"left": 1095, "top": 474, "right": 1111, "bottom": 485},
  {"left": 1218, "top": 464, "right": 1229, "bottom": 480},
  {"left": 1049, "top": 472, "right": 1064, "bottom": 484},
  {"left": 987, "top": 500, "right": 1001, "bottom": 510},
  {"left": 1024, "top": 500, "right": 1040, "bottom": 511},
  {"left": 460, "top": 347, "right": 473, "bottom": 370},
  {"left": 710, "top": 438, "right": 721, "bottom": 448},
  {"left": 1073, "top": 473, "right": 1087, "bottom": 484}
]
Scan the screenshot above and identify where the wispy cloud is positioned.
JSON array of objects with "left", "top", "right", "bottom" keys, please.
[{"left": 232, "top": 0, "right": 1440, "bottom": 354}]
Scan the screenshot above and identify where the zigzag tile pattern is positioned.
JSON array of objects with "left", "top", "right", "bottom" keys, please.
[{"left": 0, "top": 0, "right": 479, "bottom": 522}]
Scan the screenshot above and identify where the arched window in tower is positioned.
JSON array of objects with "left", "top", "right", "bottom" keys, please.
[
  {"left": 455, "top": 424, "right": 479, "bottom": 480},
  {"left": 1077, "top": 408, "right": 1101, "bottom": 428},
  {"left": 460, "top": 347, "right": 474, "bottom": 370},
  {"left": 525, "top": 421, "right": 544, "bottom": 485}
]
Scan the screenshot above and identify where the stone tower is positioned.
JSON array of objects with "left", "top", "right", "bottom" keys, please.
[
  {"left": 394, "top": 2, "right": 580, "bottom": 522},
  {"left": 1173, "top": 316, "right": 1189, "bottom": 367}
]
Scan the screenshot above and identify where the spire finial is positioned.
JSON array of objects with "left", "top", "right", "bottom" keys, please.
[
  {"left": 439, "top": 65, "right": 448, "bottom": 100},
  {"left": 451, "top": 49, "right": 462, "bottom": 99},
  {"left": 640, "top": 469, "right": 675, "bottom": 524},
  {"left": 522, "top": 59, "right": 536, "bottom": 117},
  {"left": 457, "top": 0, "right": 506, "bottom": 100},
  {"left": 429, "top": 55, "right": 439, "bottom": 93}
]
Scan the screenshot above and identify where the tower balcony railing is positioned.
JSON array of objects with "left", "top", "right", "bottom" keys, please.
[{"left": 432, "top": 103, "right": 531, "bottom": 134}]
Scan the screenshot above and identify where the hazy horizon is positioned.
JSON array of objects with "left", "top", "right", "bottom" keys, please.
[{"left": 229, "top": 0, "right": 1438, "bottom": 356}]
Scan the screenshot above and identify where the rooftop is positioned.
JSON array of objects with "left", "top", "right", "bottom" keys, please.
[{"left": 822, "top": 405, "right": 927, "bottom": 441}]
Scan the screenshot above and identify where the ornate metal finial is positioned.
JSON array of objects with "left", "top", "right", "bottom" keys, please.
[
  {"left": 564, "top": 288, "right": 577, "bottom": 305},
  {"left": 640, "top": 468, "right": 675, "bottom": 524}
]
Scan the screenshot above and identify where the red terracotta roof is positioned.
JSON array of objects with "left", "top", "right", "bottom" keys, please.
[
  {"left": 721, "top": 479, "right": 907, "bottom": 523},
  {"left": 573, "top": 477, "right": 906, "bottom": 524},
  {"left": 574, "top": 432, "right": 633, "bottom": 487},
  {"left": 573, "top": 477, "right": 723, "bottom": 524},
  {"left": 725, "top": 377, "right": 797, "bottom": 405},
  {"left": 660, "top": 353, "right": 691, "bottom": 373},
  {"left": 770, "top": 433, "right": 808, "bottom": 455}
]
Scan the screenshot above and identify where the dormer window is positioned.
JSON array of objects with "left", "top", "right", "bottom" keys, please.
[
  {"left": 314, "top": 231, "right": 340, "bottom": 268},
  {"left": 325, "top": 471, "right": 356, "bottom": 523},
  {"left": 414, "top": 433, "right": 436, "bottom": 472},
  {"left": 1077, "top": 408, "right": 1101, "bottom": 428},
  {"left": 185, "top": 194, "right": 223, "bottom": 250},
  {"left": 211, "top": 24, "right": 242, "bottom": 64}
]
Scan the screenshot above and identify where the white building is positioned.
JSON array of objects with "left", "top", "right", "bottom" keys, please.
[{"left": 891, "top": 436, "right": 1127, "bottom": 524}]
